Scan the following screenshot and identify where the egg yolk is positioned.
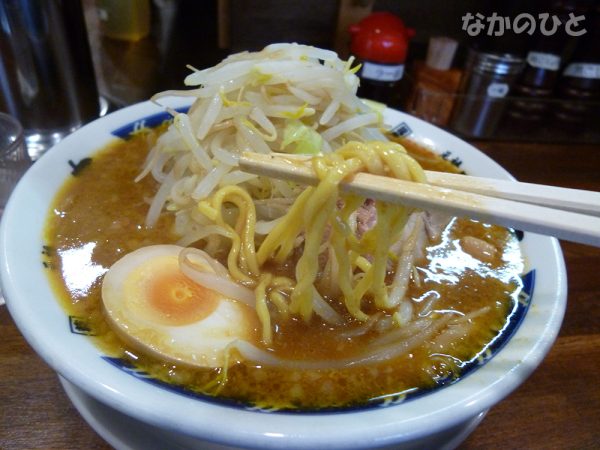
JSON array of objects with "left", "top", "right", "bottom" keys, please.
[
  {"left": 118, "top": 253, "right": 222, "bottom": 328},
  {"left": 146, "top": 270, "right": 219, "bottom": 326}
]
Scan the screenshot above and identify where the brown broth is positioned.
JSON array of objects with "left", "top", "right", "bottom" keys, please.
[{"left": 44, "top": 131, "right": 524, "bottom": 410}]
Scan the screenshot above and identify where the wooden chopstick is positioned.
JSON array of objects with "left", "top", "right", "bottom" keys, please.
[
  {"left": 425, "top": 171, "right": 600, "bottom": 217},
  {"left": 238, "top": 152, "right": 600, "bottom": 247}
]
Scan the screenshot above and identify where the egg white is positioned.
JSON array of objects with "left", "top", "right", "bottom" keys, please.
[{"left": 101, "top": 245, "right": 258, "bottom": 368}]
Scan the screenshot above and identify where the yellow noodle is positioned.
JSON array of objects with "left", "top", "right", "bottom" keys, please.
[
  {"left": 256, "top": 187, "right": 313, "bottom": 264},
  {"left": 199, "top": 185, "right": 259, "bottom": 282},
  {"left": 269, "top": 291, "right": 290, "bottom": 318},
  {"left": 255, "top": 273, "right": 273, "bottom": 343},
  {"left": 193, "top": 140, "right": 425, "bottom": 335},
  {"left": 354, "top": 256, "right": 372, "bottom": 273}
]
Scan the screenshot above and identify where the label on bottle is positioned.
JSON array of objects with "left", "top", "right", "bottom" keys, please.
[
  {"left": 361, "top": 62, "right": 405, "bottom": 82},
  {"left": 486, "top": 83, "right": 509, "bottom": 98},
  {"left": 564, "top": 63, "right": 600, "bottom": 79},
  {"left": 527, "top": 52, "right": 561, "bottom": 71}
]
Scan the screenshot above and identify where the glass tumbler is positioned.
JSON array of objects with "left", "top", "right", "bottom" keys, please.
[
  {"left": 0, "top": 0, "right": 100, "bottom": 159},
  {"left": 0, "top": 112, "right": 31, "bottom": 211}
]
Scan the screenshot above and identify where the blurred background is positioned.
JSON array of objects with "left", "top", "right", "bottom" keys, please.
[{"left": 1, "top": 0, "right": 599, "bottom": 156}]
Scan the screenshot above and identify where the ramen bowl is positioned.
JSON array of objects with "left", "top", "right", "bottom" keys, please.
[{"left": 0, "top": 98, "right": 567, "bottom": 449}]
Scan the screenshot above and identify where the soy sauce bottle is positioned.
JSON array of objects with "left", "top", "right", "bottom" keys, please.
[
  {"left": 554, "top": 7, "right": 600, "bottom": 125},
  {"left": 509, "top": 1, "right": 581, "bottom": 123},
  {"left": 510, "top": 37, "right": 567, "bottom": 122}
]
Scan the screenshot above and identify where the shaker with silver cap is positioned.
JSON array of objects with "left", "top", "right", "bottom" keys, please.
[{"left": 450, "top": 49, "right": 525, "bottom": 138}]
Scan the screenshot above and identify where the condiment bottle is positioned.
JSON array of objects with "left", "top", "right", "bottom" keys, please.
[
  {"left": 404, "top": 36, "right": 461, "bottom": 126},
  {"left": 554, "top": 8, "right": 600, "bottom": 125},
  {"left": 508, "top": 0, "right": 584, "bottom": 123},
  {"left": 450, "top": 49, "right": 525, "bottom": 138},
  {"left": 509, "top": 36, "right": 567, "bottom": 122},
  {"left": 349, "top": 12, "right": 415, "bottom": 106}
]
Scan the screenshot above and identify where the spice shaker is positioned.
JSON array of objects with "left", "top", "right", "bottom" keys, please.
[{"left": 450, "top": 49, "right": 525, "bottom": 138}]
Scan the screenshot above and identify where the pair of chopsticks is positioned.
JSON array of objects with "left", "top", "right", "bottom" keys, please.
[{"left": 238, "top": 152, "right": 600, "bottom": 247}]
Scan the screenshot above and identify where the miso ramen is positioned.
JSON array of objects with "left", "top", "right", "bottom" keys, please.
[
  {"left": 44, "top": 44, "right": 525, "bottom": 410},
  {"left": 44, "top": 129, "right": 524, "bottom": 410}
]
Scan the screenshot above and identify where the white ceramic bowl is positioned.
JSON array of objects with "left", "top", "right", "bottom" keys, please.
[{"left": 0, "top": 98, "right": 567, "bottom": 450}]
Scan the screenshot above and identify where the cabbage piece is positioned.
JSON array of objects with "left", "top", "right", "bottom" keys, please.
[{"left": 281, "top": 120, "right": 322, "bottom": 154}]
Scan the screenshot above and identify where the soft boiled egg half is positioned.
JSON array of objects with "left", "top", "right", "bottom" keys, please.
[{"left": 101, "top": 245, "right": 258, "bottom": 368}]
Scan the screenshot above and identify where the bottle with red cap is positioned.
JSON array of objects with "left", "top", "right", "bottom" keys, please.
[{"left": 349, "top": 12, "right": 415, "bottom": 105}]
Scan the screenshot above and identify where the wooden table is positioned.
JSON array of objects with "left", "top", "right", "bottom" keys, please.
[{"left": 1, "top": 140, "right": 599, "bottom": 449}]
